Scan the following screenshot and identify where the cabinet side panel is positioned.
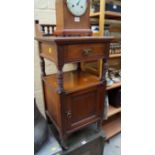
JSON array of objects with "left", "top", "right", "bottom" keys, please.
[
  {"left": 40, "top": 43, "right": 57, "bottom": 63},
  {"left": 44, "top": 83, "right": 61, "bottom": 127}
]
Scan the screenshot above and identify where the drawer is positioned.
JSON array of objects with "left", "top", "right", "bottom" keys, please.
[{"left": 63, "top": 43, "right": 106, "bottom": 63}]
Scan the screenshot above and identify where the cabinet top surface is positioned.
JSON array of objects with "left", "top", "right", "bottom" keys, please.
[
  {"left": 35, "top": 36, "right": 114, "bottom": 44},
  {"left": 43, "top": 71, "right": 102, "bottom": 93}
]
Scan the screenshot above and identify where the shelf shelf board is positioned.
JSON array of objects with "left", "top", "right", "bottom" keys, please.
[
  {"left": 105, "top": 19, "right": 121, "bottom": 25},
  {"left": 105, "top": 11, "right": 121, "bottom": 20},
  {"left": 102, "top": 115, "right": 121, "bottom": 140},
  {"left": 106, "top": 82, "right": 121, "bottom": 91},
  {"left": 90, "top": 12, "right": 100, "bottom": 17},
  {"left": 108, "top": 105, "right": 121, "bottom": 118},
  {"left": 92, "top": 31, "right": 100, "bottom": 36},
  {"left": 90, "top": 11, "right": 121, "bottom": 19},
  {"left": 109, "top": 54, "right": 121, "bottom": 58},
  {"left": 43, "top": 71, "right": 101, "bottom": 93}
]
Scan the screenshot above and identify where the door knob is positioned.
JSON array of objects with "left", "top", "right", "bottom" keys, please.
[{"left": 65, "top": 111, "right": 72, "bottom": 118}]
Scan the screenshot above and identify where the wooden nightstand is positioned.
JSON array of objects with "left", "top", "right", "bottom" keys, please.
[{"left": 35, "top": 36, "right": 113, "bottom": 149}]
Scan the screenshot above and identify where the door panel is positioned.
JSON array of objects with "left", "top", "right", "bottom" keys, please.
[
  {"left": 65, "top": 85, "right": 104, "bottom": 130},
  {"left": 71, "top": 90, "right": 96, "bottom": 124}
]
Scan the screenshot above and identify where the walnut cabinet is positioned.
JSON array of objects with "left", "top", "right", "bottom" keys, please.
[{"left": 35, "top": 36, "right": 113, "bottom": 149}]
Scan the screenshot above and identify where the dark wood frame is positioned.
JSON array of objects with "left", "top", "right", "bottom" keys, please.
[
  {"left": 54, "top": 0, "right": 92, "bottom": 36},
  {"left": 35, "top": 21, "right": 114, "bottom": 149}
]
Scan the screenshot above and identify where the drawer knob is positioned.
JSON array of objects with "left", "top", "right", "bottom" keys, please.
[
  {"left": 65, "top": 111, "right": 72, "bottom": 118},
  {"left": 82, "top": 49, "right": 92, "bottom": 57},
  {"left": 48, "top": 48, "right": 52, "bottom": 54}
]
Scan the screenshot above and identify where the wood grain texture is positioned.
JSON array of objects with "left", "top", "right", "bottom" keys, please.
[
  {"left": 54, "top": 0, "right": 92, "bottom": 36},
  {"left": 35, "top": 36, "right": 114, "bottom": 44},
  {"left": 105, "top": 11, "right": 121, "bottom": 20},
  {"left": 36, "top": 36, "right": 113, "bottom": 149},
  {"left": 65, "top": 84, "right": 104, "bottom": 132},
  {"left": 109, "top": 53, "right": 121, "bottom": 58},
  {"left": 102, "top": 114, "right": 121, "bottom": 140},
  {"left": 90, "top": 0, "right": 105, "bottom": 36},
  {"left": 40, "top": 42, "right": 57, "bottom": 63},
  {"left": 108, "top": 105, "right": 121, "bottom": 118},
  {"left": 42, "top": 70, "right": 102, "bottom": 94},
  {"left": 106, "top": 82, "right": 121, "bottom": 90},
  {"left": 44, "top": 83, "right": 61, "bottom": 128},
  {"left": 63, "top": 43, "right": 106, "bottom": 63}
]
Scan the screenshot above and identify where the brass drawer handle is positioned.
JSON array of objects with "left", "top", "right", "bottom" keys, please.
[
  {"left": 65, "top": 111, "right": 72, "bottom": 118},
  {"left": 82, "top": 49, "right": 92, "bottom": 57}
]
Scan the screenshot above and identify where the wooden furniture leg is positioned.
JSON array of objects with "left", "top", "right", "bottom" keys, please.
[
  {"left": 102, "top": 58, "right": 108, "bottom": 82},
  {"left": 97, "top": 119, "right": 102, "bottom": 131},
  {"left": 60, "top": 133, "right": 68, "bottom": 150}
]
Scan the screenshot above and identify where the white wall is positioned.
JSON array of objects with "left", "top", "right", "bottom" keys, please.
[{"left": 34, "top": 0, "right": 76, "bottom": 116}]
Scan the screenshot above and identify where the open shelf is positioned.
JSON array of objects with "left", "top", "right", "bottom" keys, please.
[
  {"left": 92, "top": 31, "right": 100, "bottom": 36},
  {"left": 90, "top": 12, "right": 100, "bottom": 17},
  {"left": 43, "top": 71, "right": 101, "bottom": 93},
  {"left": 108, "top": 105, "right": 121, "bottom": 118},
  {"left": 102, "top": 114, "right": 121, "bottom": 140},
  {"left": 89, "top": 0, "right": 121, "bottom": 141},
  {"left": 105, "top": 19, "right": 121, "bottom": 25},
  {"left": 90, "top": 11, "right": 121, "bottom": 20},
  {"left": 109, "top": 53, "right": 121, "bottom": 58},
  {"left": 105, "top": 11, "right": 121, "bottom": 20},
  {"left": 106, "top": 82, "right": 121, "bottom": 90}
]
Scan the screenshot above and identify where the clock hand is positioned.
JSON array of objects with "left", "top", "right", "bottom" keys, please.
[{"left": 76, "top": 0, "right": 81, "bottom": 6}]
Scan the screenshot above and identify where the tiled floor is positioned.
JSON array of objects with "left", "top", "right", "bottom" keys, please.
[{"left": 104, "top": 134, "right": 121, "bottom": 155}]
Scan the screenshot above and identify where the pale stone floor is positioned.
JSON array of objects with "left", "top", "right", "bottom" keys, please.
[{"left": 104, "top": 134, "right": 121, "bottom": 155}]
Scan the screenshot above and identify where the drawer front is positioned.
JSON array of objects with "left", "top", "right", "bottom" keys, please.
[
  {"left": 63, "top": 43, "right": 106, "bottom": 63},
  {"left": 64, "top": 85, "right": 104, "bottom": 132}
]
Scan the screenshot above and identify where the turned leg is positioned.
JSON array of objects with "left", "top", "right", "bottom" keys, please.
[{"left": 102, "top": 58, "right": 108, "bottom": 82}]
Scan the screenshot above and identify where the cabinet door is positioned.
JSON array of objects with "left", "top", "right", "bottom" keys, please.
[{"left": 64, "top": 85, "right": 104, "bottom": 132}]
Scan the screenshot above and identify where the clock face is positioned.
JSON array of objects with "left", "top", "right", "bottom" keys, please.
[{"left": 66, "top": 0, "right": 88, "bottom": 17}]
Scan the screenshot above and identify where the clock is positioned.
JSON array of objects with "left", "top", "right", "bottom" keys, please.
[
  {"left": 54, "top": 0, "right": 92, "bottom": 36},
  {"left": 66, "top": 0, "right": 88, "bottom": 17}
]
